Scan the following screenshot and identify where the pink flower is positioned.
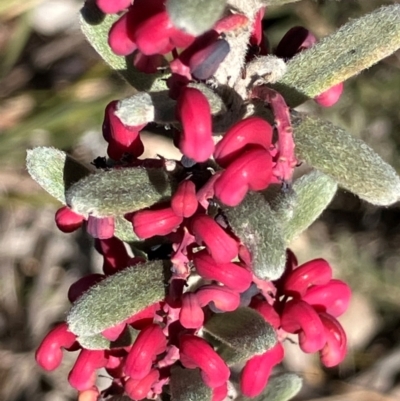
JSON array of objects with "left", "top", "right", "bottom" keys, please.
[
  {"left": 214, "top": 117, "right": 273, "bottom": 168},
  {"left": 176, "top": 87, "right": 214, "bottom": 162},
  {"left": 125, "top": 369, "right": 160, "bottom": 401},
  {"left": 214, "top": 147, "right": 273, "bottom": 206},
  {"left": 124, "top": 324, "right": 167, "bottom": 380},
  {"left": 301, "top": 279, "right": 351, "bottom": 317},
  {"left": 283, "top": 258, "right": 332, "bottom": 297},
  {"left": 133, "top": 52, "right": 166, "bottom": 74},
  {"left": 55, "top": 206, "right": 84, "bottom": 233},
  {"left": 193, "top": 249, "right": 252, "bottom": 292},
  {"left": 251, "top": 300, "right": 281, "bottom": 329},
  {"left": 96, "top": 0, "right": 131, "bottom": 14},
  {"left": 179, "top": 334, "right": 230, "bottom": 388},
  {"left": 319, "top": 313, "right": 347, "bottom": 367},
  {"left": 171, "top": 180, "right": 198, "bottom": 218},
  {"left": 35, "top": 322, "right": 77, "bottom": 371},
  {"left": 131, "top": 206, "right": 183, "bottom": 239},
  {"left": 68, "top": 350, "right": 107, "bottom": 391},
  {"left": 240, "top": 343, "right": 284, "bottom": 397},
  {"left": 212, "top": 383, "right": 228, "bottom": 401},
  {"left": 190, "top": 214, "right": 239, "bottom": 263},
  {"left": 281, "top": 300, "right": 326, "bottom": 353},
  {"left": 213, "top": 13, "right": 249, "bottom": 34}
]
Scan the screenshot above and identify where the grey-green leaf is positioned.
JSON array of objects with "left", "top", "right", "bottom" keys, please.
[
  {"left": 236, "top": 373, "right": 302, "bottom": 401},
  {"left": 80, "top": 2, "right": 168, "bottom": 92},
  {"left": 166, "top": 0, "right": 227, "bottom": 36},
  {"left": 170, "top": 366, "right": 212, "bottom": 401},
  {"left": 67, "top": 260, "right": 167, "bottom": 337},
  {"left": 223, "top": 193, "right": 286, "bottom": 280},
  {"left": 278, "top": 171, "right": 337, "bottom": 244},
  {"left": 204, "top": 307, "right": 276, "bottom": 365},
  {"left": 26, "top": 147, "right": 91, "bottom": 204},
  {"left": 65, "top": 167, "right": 173, "bottom": 218},
  {"left": 293, "top": 113, "right": 400, "bottom": 206},
  {"left": 278, "top": 4, "right": 400, "bottom": 106}
]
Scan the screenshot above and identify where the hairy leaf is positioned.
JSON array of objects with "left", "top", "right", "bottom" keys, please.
[{"left": 170, "top": 366, "right": 212, "bottom": 401}]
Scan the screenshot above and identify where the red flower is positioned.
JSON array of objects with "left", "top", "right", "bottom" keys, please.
[
  {"left": 55, "top": 206, "right": 84, "bottom": 233},
  {"left": 283, "top": 258, "right": 332, "bottom": 297},
  {"left": 196, "top": 285, "right": 241, "bottom": 312},
  {"left": 240, "top": 343, "right": 284, "bottom": 397},
  {"left": 193, "top": 249, "right": 252, "bottom": 292},
  {"left": 179, "top": 334, "right": 230, "bottom": 388},
  {"left": 179, "top": 292, "right": 204, "bottom": 329},
  {"left": 124, "top": 324, "right": 167, "bottom": 380},
  {"left": 96, "top": 0, "right": 131, "bottom": 14},
  {"left": 171, "top": 180, "right": 198, "bottom": 218},
  {"left": 191, "top": 214, "right": 238, "bottom": 263},
  {"left": 176, "top": 87, "right": 214, "bottom": 162},
  {"left": 131, "top": 207, "right": 183, "bottom": 239},
  {"left": 125, "top": 369, "right": 160, "bottom": 401},
  {"left": 36, "top": 322, "right": 77, "bottom": 371},
  {"left": 319, "top": 313, "right": 347, "bottom": 367},
  {"left": 214, "top": 117, "right": 273, "bottom": 168},
  {"left": 87, "top": 215, "right": 115, "bottom": 240},
  {"left": 314, "top": 82, "right": 344, "bottom": 107},
  {"left": 108, "top": 13, "right": 137, "bottom": 56},
  {"left": 281, "top": 300, "right": 326, "bottom": 353}
]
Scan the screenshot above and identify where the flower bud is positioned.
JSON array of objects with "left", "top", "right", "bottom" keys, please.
[
  {"left": 55, "top": 206, "right": 84, "bottom": 233},
  {"left": 193, "top": 249, "right": 252, "bottom": 292},
  {"left": 176, "top": 87, "right": 214, "bottom": 162},
  {"left": 68, "top": 274, "right": 104, "bottom": 303},
  {"left": 214, "top": 117, "right": 273, "bottom": 168},
  {"left": 281, "top": 300, "right": 326, "bottom": 353},
  {"left": 35, "top": 322, "right": 77, "bottom": 371},
  {"left": 275, "top": 26, "right": 317, "bottom": 59},
  {"left": 132, "top": 207, "right": 183, "bottom": 238},
  {"left": 191, "top": 214, "right": 238, "bottom": 263},
  {"left": 124, "top": 324, "right": 167, "bottom": 380},
  {"left": 314, "top": 82, "right": 344, "bottom": 107},
  {"left": 108, "top": 13, "right": 137, "bottom": 56},
  {"left": 179, "top": 334, "right": 230, "bottom": 388}
]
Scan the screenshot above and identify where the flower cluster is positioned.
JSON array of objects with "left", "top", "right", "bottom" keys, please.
[{"left": 34, "top": 1, "right": 351, "bottom": 401}]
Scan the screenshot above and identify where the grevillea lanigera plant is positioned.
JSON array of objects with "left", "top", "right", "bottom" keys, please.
[{"left": 27, "top": 0, "right": 400, "bottom": 400}]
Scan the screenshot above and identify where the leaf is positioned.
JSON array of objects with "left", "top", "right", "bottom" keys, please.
[
  {"left": 26, "top": 147, "right": 91, "bottom": 204},
  {"left": 65, "top": 167, "right": 173, "bottom": 218},
  {"left": 204, "top": 307, "right": 276, "bottom": 365},
  {"left": 67, "top": 260, "right": 167, "bottom": 337},
  {"left": 170, "top": 366, "right": 212, "bottom": 401},
  {"left": 166, "top": 0, "right": 227, "bottom": 36},
  {"left": 272, "top": 171, "right": 337, "bottom": 244},
  {"left": 278, "top": 4, "right": 400, "bottom": 106},
  {"left": 80, "top": 2, "right": 168, "bottom": 92},
  {"left": 223, "top": 193, "right": 286, "bottom": 280},
  {"left": 114, "top": 215, "right": 139, "bottom": 243},
  {"left": 236, "top": 373, "right": 302, "bottom": 401},
  {"left": 292, "top": 113, "right": 400, "bottom": 206}
]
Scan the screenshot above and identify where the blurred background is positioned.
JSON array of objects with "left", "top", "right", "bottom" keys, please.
[{"left": 1, "top": 0, "right": 400, "bottom": 400}]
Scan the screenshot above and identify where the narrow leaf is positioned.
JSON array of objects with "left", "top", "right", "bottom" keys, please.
[
  {"left": 66, "top": 167, "right": 173, "bottom": 218},
  {"left": 170, "top": 366, "right": 212, "bottom": 401},
  {"left": 236, "top": 373, "right": 302, "bottom": 401},
  {"left": 80, "top": 2, "right": 168, "bottom": 92},
  {"left": 278, "top": 5, "right": 400, "bottom": 106},
  {"left": 67, "top": 260, "right": 167, "bottom": 337},
  {"left": 293, "top": 113, "right": 400, "bottom": 206},
  {"left": 223, "top": 193, "right": 286, "bottom": 280},
  {"left": 26, "top": 147, "right": 90, "bottom": 204},
  {"left": 167, "top": 0, "right": 227, "bottom": 36},
  {"left": 204, "top": 307, "right": 276, "bottom": 365}
]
